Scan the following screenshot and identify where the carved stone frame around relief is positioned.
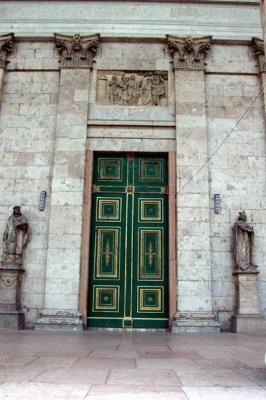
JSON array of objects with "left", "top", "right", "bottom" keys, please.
[{"left": 96, "top": 70, "right": 168, "bottom": 106}]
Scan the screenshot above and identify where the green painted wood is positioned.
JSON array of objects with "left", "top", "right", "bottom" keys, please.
[{"left": 88, "top": 155, "right": 168, "bottom": 328}]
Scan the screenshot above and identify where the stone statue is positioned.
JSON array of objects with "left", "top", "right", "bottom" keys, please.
[
  {"left": 2, "top": 206, "right": 29, "bottom": 265},
  {"left": 232, "top": 211, "right": 257, "bottom": 272}
]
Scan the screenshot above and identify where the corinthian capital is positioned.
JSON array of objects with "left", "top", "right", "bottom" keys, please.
[
  {"left": 0, "top": 33, "right": 14, "bottom": 69},
  {"left": 252, "top": 37, "right": 265, "bottom": 72},
  {"left": 166, "top": 35, "right": 212, "bottom": 70},
  {"left": 54, "top": 33, "right": 100, "bottom": 69}
]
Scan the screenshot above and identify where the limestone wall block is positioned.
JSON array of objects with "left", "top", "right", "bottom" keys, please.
[
  {"left": 45, "top": 263, "right": 81, "bottom": 280},
  {"left": 213, "top": 298, "right": 235, "bottom": 314},
  {"left": 22, "top": 277, "right": 45, "bottom": 295},
  {"left": 48, "top": 234, "right": 82, "bottom": 249},
  {"left": 44, "top": 278, "right": 79, "bottom": 296},
  {"left": 87, "top": 126, "right": 176, "bottom": 139},
  {"left": 21, "top": 293, "right": 44, "bottom": 311},
  {"left": 178, "top": 235, "right": 211, "bottom": 252},
  {"left": 51, "top": 191, "right": 83, "bottom": 207},
  {"left": 88, "top": 104, "right": 175, "bottom": 123},
  {"left": 24, "top": 263, "right": 46, "bottom": 280},
  {"left": 55, "top": 139, "right": 86, "bottom": 152},
  {"left": 177, "top": 207, "right": 210, "bottom": 223},
  {"left": 178, "top": 250, "right": 211, "bottom": 267},
  {"left": 212, "top": 280, "right": 234, "bottom": 299},
  {"left": 178, "top": 221, "right": 211, "bottom": 237},
  {"left": 178, "top": 193, "right": 210, "bottom": 208},
  {"left": 1, "top": 152, "right": 14, "bottom": 166},
  {"left": 87, "top": 137, "right": 175, "bottom": 152},
  {"left": 52, "top": 178, "right": 84, "bottom": 192},
  {"left": 24, "top": 236, "right": 48, "bottom": 252},
  {"left": 178, "top": 264, "right": 212, "bottom": 281},
  {"left": 44, "top": 294, "right": 78, "bottom": 310},
  {"left": 211, "top": 237, "right": 231, "bottom": 253}
]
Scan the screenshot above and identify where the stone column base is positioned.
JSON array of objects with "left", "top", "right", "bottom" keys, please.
[
  {"left": 0, "top": 310, "right": 25, "bottom": 329},
  {"left": 171, "top": 312, "right": 220, "bottom": 333},
  {"left": 233, "top": 314, "right": 266, "bottom": 334},
  {"left": 35, "top": 310, "right": 83, "bottom": 332}
]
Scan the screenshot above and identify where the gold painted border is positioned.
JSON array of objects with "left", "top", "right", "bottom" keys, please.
[
  {"left": 139, "top": 159, "right": 163, "bottom": 182},
  {"left": 95, "top": 227, "right": 120, "bottom": 279},
  {"left": 139, "top": 228, "right": 162, "bottom": 280},
  {"left": 93, "top": 285, "right": 120, "bottom": 312},
  {"left": 137, "top": 286, "right": 164, "bottom": 313},
  {"left": 98, "top": 158, "right": 122, "bottom": 181},
  {"left": 139, "top": 198, "right": 163, "bottom": 222},
  {"left": 97, "top": 198, "right": 121, "bottom": 222}
]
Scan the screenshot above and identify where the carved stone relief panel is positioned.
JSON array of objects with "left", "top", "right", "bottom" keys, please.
[{"left": 96, "top": 71, "right": 168, "bottom": 106}]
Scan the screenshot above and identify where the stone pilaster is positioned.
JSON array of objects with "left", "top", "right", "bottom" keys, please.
[
  {"left": 0, "top": 33, "right": 14, "bottom": 102},
  {"left": 167, "top": 35, "right": 220, "bottom": 332},
  {"left": 35, "top": 33, "right": 100, "bottom": 331}
]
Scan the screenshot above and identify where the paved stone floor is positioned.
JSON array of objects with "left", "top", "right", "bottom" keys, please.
[{"left": 0, "top": 330, "right": 265, "bottom": 399}]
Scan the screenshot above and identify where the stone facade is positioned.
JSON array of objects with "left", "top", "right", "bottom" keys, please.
[{"left": 0, "top": 0, "right": 266, "bottom": 331}]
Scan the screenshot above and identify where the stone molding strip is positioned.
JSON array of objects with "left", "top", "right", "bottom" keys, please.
[
  {"left": 54, "top": 33, "right": 100, "bottom": 69},
  {"left": 0, "top": 33, "right": 14, "bottom": 69},
  {"left": 166, "top": 35, "right": 212, "bottom": 70}
]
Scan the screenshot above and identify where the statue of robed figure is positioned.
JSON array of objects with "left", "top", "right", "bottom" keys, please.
[
  {"left": 2, "top": 206, "right": 29, "bottom": 265},
  {"left": 232, "top": 211, "right": 257, "bottom": 272}
]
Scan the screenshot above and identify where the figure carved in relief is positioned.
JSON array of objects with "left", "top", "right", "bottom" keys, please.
[
  {"left": 106, "top": 72, "right": 167, "bottom": 106},
  {"left": 2, "top": 206, "right": 29, "bottom": 265},
  {"left": 232, "top": 211, "right": 257, "bottom": 272}
]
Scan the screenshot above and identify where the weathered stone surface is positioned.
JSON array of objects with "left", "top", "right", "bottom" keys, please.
[{"left": 0, "top": 1, "right": 266, "bottom": 332}]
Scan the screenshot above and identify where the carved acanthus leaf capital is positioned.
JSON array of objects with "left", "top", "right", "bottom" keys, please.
[
  {"left": 0, "top": 33, "right": 14, "bottom": 69},
  {"left": 166, "top": 35, "right": 212, "bottom": 70},
  {"left": 252, "top": 37, "right": 265, "bottom": 72},
  {"left": 54, "top": 33, "right": 100, "bottom": 69}
]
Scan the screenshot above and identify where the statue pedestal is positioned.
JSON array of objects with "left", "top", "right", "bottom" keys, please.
[
  {"left": 233, "top": 271, "right": 266, "bottom": 333},
  {"left": 0, "top": 262, "right": 25, "bottom": 329}
]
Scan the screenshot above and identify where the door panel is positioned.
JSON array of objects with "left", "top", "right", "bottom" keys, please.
[{"left": 88, "top": 155, "right": 168, "bottom": 328}]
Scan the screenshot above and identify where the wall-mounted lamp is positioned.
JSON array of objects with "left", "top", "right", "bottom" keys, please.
[
  {"left": 39, "top": 191, "right": 46, "bottom": 211},
  {"left": 214, "top": 194, "right": 220, "bottom": 214}
]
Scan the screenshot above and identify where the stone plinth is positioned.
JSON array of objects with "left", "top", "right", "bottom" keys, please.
[
  {"left": 0, "top": 262, "right": 25, "bottom": 329},
  {"left": 35, "top": 310, "right": 83, "bottom": 332},
  {"left": 233, "top": 271, "right": 266, "bottom": 333},
  {"left": 172, "top": 312, "right": 220, "bottom": 333}
]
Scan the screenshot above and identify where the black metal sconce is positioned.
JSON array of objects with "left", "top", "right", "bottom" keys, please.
[
  {"left": 39, "top": 191, "right": 46, "bottom": 211},
  {"left": 214, "top": 194, "right": 220, "bottom": 214}
]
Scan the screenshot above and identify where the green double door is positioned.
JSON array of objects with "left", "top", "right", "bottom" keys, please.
[{"left": 88, "top": 154, "right": 168, "bottom": 328}]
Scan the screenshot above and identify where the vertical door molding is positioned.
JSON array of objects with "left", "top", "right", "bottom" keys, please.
[
  {"left": 168, "top": 152, "right": 177, "bottom": 327},
  {"left": 79, "top": 150, "right": 94, "bottom": 325}
]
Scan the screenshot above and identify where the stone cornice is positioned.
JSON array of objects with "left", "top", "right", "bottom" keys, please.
[
  {"left": 252, "top": 37, "right": 265, "bottom": 72},
  {"left": 166, "top": 35, "right": 212, "bottom": 70},
  {"left": 0, "top": 33, "right": 14, "bottom": 69},
  {"left": 54, "top": 33, "right": 100, "bottom": 69}
]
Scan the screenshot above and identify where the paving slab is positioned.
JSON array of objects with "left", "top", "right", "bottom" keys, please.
[
  {"left": 183, "top": 386, "right": 266, "bottom": 400},
  {"left": 0, "top": 330, "right": 265, "bottom": 399}
]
